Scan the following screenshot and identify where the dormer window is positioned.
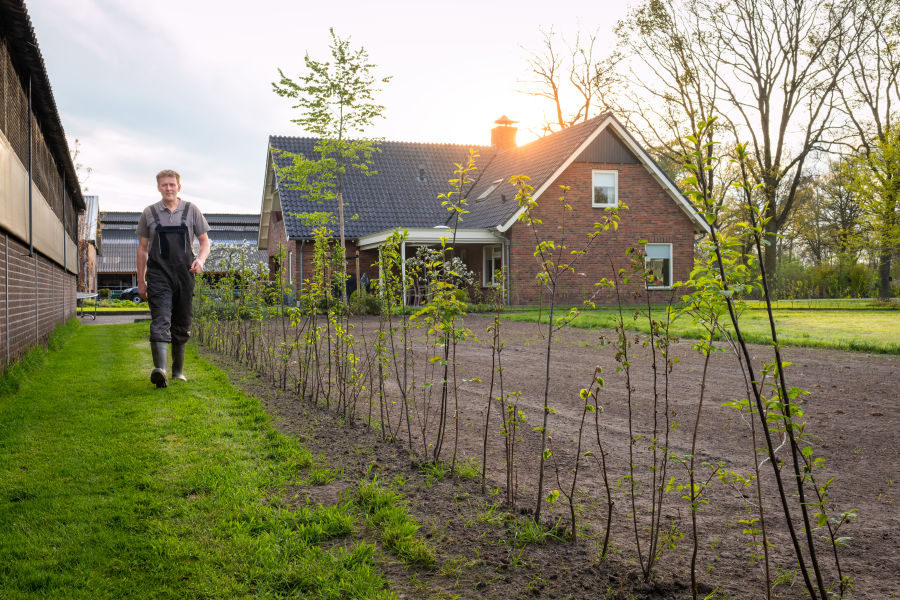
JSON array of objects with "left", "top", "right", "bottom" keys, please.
[
  {"left": 417, "top": 164, "right": 427, "bottom": 182},
  {"left": 477, "top": 179, "right": 504, "bottom": 202}
]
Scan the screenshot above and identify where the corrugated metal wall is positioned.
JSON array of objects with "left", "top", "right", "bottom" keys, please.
[{"left": 0, "top": 36, "right": 77, "bottom": 243}]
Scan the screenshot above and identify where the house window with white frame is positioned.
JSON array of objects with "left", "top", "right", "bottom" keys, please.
[
  {"left": 592, "top": 170, "right": 618, "bottom": 207},
  {"left": 645, "top": 243, "right": 672, "bottom": 288},
  {"left": 483, "top": 245, "right": 503, "bottom": 286}
]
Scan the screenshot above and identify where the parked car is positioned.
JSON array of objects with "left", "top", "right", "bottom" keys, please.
[{"left": 120, "top": 287, "right": 143, "bottom": 303}]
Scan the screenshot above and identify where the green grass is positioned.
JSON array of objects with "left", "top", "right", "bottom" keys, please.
[
  {"left": 0, "top": 320, "right": 396, "bottom": 599},
  {"left": 83, "top": 307, "right": 151, "bottom": 313},
  {"left": 503, "top": 307, "right": 900, "bottom": 354},
  {"left": 742, "top": 297, "right": 899, "bottom": 310},
  {"left": 355, "top": 475, "right": 435, "bottom": 567}
]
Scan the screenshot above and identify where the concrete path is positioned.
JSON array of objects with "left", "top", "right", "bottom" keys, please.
[{"left": 79, "top": 314, "right": 151, "bottom": 326}]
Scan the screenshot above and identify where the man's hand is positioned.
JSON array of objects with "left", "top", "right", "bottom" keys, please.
[
  {"left": 190, "top": 259, "right": 204, "bottom": 274},
  {"left": 138, "top": 281, "right": 148, "bottom": 300}
]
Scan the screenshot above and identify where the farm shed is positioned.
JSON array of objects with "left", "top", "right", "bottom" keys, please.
[
  {"left": 98, "top": 212, "right": 266, "bottom": 291},
  {"left": 258, "top": 113, "right": 709, "bottom": 305},
  {"left": 0, "top": 0, "right": 84, "bottom": 364}
]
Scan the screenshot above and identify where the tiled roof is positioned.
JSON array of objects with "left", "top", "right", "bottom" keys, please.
[
  {"left": 269, "top": 137, "right": 494, "bottom": 239},
  {"left": 270, "top": 115, "right": 614, "bottom": 237},
  {"left": 463, "top": 114, "right": 609, "bottom": 228}
]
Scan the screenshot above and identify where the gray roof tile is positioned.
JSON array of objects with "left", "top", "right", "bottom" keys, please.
[
  {"left": 271, "top": 115, "right": 611, "bottom": 237},
  {"left": 269, "top": 137, "right": 494, "bottom": 238}
]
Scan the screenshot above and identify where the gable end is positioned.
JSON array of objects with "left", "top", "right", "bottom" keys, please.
[{"left": 575, "top": 128, "right": 638, "bottom": 164}]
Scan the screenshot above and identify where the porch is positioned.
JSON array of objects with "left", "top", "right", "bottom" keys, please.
[{"left": 357, "top": 227, "right": 510, "bottom": 306}]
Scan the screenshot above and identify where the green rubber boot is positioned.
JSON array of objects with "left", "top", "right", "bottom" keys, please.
[
  {"left": 171, "top": 344, "right": 187, "bottom": 382},
  {"left": 150, "top": 342, "right": 169, "bottom": 388}
]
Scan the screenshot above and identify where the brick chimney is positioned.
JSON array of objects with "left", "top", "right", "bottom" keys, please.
[{"left": 491, "top": 115, "right": 518, "bottom": 152}]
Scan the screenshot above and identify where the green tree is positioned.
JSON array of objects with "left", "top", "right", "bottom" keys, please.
[
  {"left": 845, "top": 128, "right": 900, "bottom": 299},
  {"left": 272, "top": 29, "right": 391, "bottom": 303},
  {"left": 839, "top": 1, "right": 900, "bottom": 299}
]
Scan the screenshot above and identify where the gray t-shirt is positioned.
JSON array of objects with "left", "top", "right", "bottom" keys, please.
[{"left": 136, "top": 199, "right": 211, "bottom": 248}]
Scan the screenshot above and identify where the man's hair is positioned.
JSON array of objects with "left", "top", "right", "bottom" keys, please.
[{"left": 156, "top": 169, "right": 181, "bottom": 184}]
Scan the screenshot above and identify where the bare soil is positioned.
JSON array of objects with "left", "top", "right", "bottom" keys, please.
[{"left": 198, "top": 314, "right": 900, "bottom": 600}]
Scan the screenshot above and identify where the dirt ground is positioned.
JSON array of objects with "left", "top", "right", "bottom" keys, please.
[{"left": 198, "top": 314, "right": 900, "bottom": 600}]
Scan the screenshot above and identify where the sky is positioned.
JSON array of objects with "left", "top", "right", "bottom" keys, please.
[{"left": 27, "top": 0, "right": 631, "bottom": 214}]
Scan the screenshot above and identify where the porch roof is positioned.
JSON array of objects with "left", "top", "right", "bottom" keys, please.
[{"left": 357, "top": 227, "right": 502, "bottom": 251}]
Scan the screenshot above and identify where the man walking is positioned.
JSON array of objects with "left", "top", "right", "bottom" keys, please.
[{"left": 137, "top": 170, "right": 211, "bottom": 388}]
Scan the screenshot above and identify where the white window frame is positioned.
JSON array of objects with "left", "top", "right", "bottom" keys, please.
[
  {"left": 483, "top": 245, "right": 503, "bottom": 287},
  {"left": 644, "top": 243, "right": 673, "bottom": 289},
  {"left": 591, "top": 169, "right": 619, "bottom": 208}
]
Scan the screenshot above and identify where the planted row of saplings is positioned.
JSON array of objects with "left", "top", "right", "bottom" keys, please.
[{"left": 193, "top": 132, "right": 855, "bottom": 600}]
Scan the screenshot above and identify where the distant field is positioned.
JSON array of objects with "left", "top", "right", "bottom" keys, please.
[
  {"left": 505, "top": 297, "right": 899, "bottom": 312},
  {"left": 742, "top": 298, "right": 899, "bottom": 310},
  {"left": 502, "top": 307, "right": 900, "bottom": 354}
]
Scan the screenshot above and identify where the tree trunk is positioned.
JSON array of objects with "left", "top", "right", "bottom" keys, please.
[
  {"left": 763, "top": 209, "right": 779, "bottom": 298},
  {"left": 878, "top": 247, "right": 892, "bottom": 301},
  {"left": 337, "top": 190, "right": 348, "bottom": 306}
]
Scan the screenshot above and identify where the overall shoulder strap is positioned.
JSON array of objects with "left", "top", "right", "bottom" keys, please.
[
  {"left": 180, "top": 202, "right": 192, "bottom": 226},
  {"left": 148, "top": 205, "right": 162, "bottom": 226}
]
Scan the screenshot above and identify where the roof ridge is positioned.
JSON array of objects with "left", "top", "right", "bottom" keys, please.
[{"left": 269, "top": 135, "right": 492, "bottom": 149}]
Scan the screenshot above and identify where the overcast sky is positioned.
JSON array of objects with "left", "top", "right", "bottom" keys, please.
[{"left": 27, "top": 0, "right": 629, "bottom": 214}]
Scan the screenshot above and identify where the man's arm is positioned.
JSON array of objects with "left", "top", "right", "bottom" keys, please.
[
  {"left": 190, "top": 233, "right": 210, "bottom": 274},
  {"left": 137, "top": 236, "right": 150, "bottom": 299}
]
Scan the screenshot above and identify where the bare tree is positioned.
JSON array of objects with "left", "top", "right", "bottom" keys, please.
[
  {"left": 616, "top": 0, "right": 730, "bottom": 205},
  {"left": 618, "top": 0, "right": 866, "bottom": 279},
  {"left": 516, "top": 26, "right": 622, "bottom": 136},
  {"left": 698, "top": 0, "right": 866, "bottom": 279}
]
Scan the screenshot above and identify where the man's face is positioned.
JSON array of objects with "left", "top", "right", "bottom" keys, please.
[{"left": 157, "top": 177, "right": 181, "bottom": 202}]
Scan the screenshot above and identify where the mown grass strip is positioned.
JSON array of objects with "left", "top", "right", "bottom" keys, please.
[
  {"left": 0, "top": 321, "right": 395, "bottom": 599},
  {"left": 356, "top": 474, "right": 436, "bottom": 568},
  {"left": 502, "top": 308, "right": 900, "bottom": 354}
]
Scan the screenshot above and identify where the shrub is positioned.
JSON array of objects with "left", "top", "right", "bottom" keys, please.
[
  {"left": 350, "top": 290, "right": 381, "bottom": 315},
  {"left": 453, "top": 287, "right": 469, "bottom": 303},
  {"left": 99, "top": 288, "right": 110, "bottom": 298}
]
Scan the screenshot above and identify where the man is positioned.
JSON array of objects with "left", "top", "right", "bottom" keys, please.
[{"left": 137, "top": 170, "right": 211, "bottom": 388}]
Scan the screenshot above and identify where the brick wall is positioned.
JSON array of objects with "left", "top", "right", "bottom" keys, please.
[
  {"left": 265, "top": 211, "right": 380, "bottom": 295},
  {"left": 508, "top": 162, "right": 695, "bottom": 305},
  {"left": 0, "top": 230, "right": 76, "bottom": 366}
]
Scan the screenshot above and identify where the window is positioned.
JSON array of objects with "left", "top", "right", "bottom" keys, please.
[
  {"left": 477, "top": 179, "right": 504, "bottom": 201},
  {"left": 288, "top": 251, "right": 293, "bottom": 284},
  {"left": 645, "top": 243, "right": 672, "bottom": 288},
  {"left": 592, "top": 170, "right": 618, "bottom": 207},
  {"left": 483, "top": 245, "right": 503, "bottom": 286}
]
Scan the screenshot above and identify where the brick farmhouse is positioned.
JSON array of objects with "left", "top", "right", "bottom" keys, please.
[
  {"left": 0, "top": 0, "right": 84, "bottom": 364},
  {"left": 258, "top": 113, "right": 709, "bottom": 305}
]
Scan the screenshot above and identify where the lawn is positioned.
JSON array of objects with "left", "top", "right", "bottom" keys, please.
[
  {"left": 502, "top": 306, "right": 900, "bottom": 354},
  {"left": 0, "top": 321, "right": 397, "bottom": 599}
]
